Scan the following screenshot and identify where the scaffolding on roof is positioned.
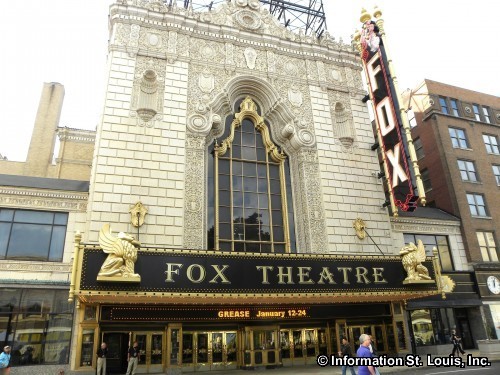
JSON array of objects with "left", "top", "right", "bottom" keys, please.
[{"left": 163, "top": 0, "right": 327, "bottom": 37}]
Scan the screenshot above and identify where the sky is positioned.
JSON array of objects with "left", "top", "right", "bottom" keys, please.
[{"left": 0, "top": 0, "right": 498, "bottom": 162}]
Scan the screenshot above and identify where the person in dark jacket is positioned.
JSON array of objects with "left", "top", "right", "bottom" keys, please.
[
  {"left": 96, "top": 342, "right": 108, "bottom": 375},
  {"left": 450, "top": 330, "right": 466, "bottom": 356},
  {"left": 338, "top": 337, "right": 356, "bottom": 375}
]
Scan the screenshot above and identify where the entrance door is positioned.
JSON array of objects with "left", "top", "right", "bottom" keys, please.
[
  {"left": 134, "top": 332, "right": 164, "bottom": 373},
  {"left": 282, "top": 328, "right": 321, "bottom": 366},
  {"left": 103, "top": 332, "right": 129, "bottom": 374},
  {"left": 182, "top": 331, "right": 238, "bottom": 371},
  {"left": 347, "top": 324, "right": 387, "bottom": 354}
]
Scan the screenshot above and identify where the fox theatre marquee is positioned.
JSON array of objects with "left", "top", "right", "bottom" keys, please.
[{"left": 69, "top": 227, "right": 443, "bottom": 373}]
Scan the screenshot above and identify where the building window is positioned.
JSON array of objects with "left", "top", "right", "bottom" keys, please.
[
  {"left": 457, "top": 160, "right": 478, "bottom": 182},
  {"left": 407, "top": 108, "right": 417, "bottom": 128},
  {"left": 466, "top": 193, "right": 488, "bottom": 217},
  {"left": 472, "top": 104, "right": 481, "bottom": 121},
  {"left": 411, "top": 308, "right": 457, "bottom": 346},
  {"left": 477, "top": 231, "right": 498, "bottom": 262},
  {"left": 483, "top": 134, "right": 499, "bottom": 154},
  {"left": 482, "top": 107, "right": 491, "bottom": 123},
  {"left": 404, "top": 234, "right": 454, "bottom": 271},
  {"left": 0, "top": 288, "right": 74, "bottom": 366},
  {"left": 450, "top": 99, "right": 459, "bottom": 117},
  {"left": 421, "top": 169, "right": 432, "bottom": 192},
  {"left": 208, "top": 97, "right": 296, "bottom": 253},
  {"left": 413, "top": 137, "right": 424, "bottom": 160},
  {"left": 439, "top": 97, "right": 449, "bottom": 114},
  {"left": 493, "top": 165, "right": 500, "bottom": 186},
  {"left": 449, "top": 127, "right": 469, "bottom": 149},
  {"left": 0, "top": 209, "right": 68, "bottom": 261}
]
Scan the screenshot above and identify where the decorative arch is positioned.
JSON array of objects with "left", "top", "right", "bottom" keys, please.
[
  {"left": 183, "top": 74, "right": 327, "bottom": 253},
  {"left": 210, "top": 97, "right": 294, "bottom": 253}
]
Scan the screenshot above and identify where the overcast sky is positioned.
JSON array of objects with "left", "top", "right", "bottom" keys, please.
[{"left": 0, "top": 0, "right": 498, "bottom": 162}]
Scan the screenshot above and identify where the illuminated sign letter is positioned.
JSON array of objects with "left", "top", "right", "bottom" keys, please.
[
  {"left": 386, "top": 143, "right": 408, "bottom": 188},
  {"left": 367, "top": 53, "right": 382, "bottom": 91},
  {"left": 376, "top": 97, "right": 396, "bottom": 137}
]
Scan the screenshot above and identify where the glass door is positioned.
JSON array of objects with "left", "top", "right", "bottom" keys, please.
[
  {"left": 280, "top": 328, "right": 322, "bottom": 366},
  {"left": 225, "top": 331, "right": 238, "bottom": 370},
  {"left": 133, "top": 332, "right": 164, "bottom": 373},
  {"left": 182, "top": 331, "right": 238, "bottom": 371}
]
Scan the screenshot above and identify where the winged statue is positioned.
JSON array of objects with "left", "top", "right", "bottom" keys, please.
[
  {"left": 399, "top": 240, "right": 432, "bottom": 283},
  {"left": 97, "top": 224, "right": 141, "bottom": 282}
]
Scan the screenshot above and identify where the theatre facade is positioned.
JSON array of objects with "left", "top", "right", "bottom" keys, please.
[{"left": 68, "top": 0, "right": 445, "bottom": 373}]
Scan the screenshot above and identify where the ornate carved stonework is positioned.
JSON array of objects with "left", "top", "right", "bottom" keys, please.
[
  {"left": 183, "top": 134, "right": 206, "bottom": 250},
  {"left": 327, "top": 89, "right": 358, "bottom": 153},
  {"left": 139, "top": 29, "right": 168, "bottom": 52},
  {"left": 128, "top": 24, "right": 141, "bottom": 56},
  {"left": 0, "top": 261, "right": 72, "bottom": 273},
  {"left": 235, "top": 45, "right": 265, "bottom": 71},
  {"left": 115, "top": 24, "right": 131, "bottom": 46},
  {"left": 198, "top": 68, "right": 215, "bottom": 94},
  {"left": 190, "top": 40, "right": 225, "bottom": 65},
  {"left": 287, "top": 85, "right": 303, "bottom": 108},
  {"left": 295, "top": 148, "right": 328, "bottom": 252},
  {"left": 0, "top": 188, "right": 88, "bottom": 212},
  {"left": 130, "top": 56, "right": 166, "bottom": 127},
  {"left": 244, "top": 47, "right": 257, "bottom": 70}
]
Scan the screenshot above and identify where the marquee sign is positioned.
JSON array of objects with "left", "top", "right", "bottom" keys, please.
[
  {"left": 360, "top": 20, "right": 419, "bottom": 212},
  {"left": 78, "top": 248, "right": 437, "bottom": 296},
  {"left": 100, "top": 303, "right": 392, "bottom": 322}
]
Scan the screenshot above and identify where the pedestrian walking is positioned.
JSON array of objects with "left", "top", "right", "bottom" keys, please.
[
  {"left": 125, "top": 341, "right": 140, "bottom": 375},
  {"left": 338, "top": 337, "right": 356, "bottom": 375},
  {"left": 450, "top": 330, "right": 466, "bottom": 356},
  {"left": 356, "top": 334, "right": 376, "bottom": 375},
  {"left": 0, "top": 346, "right": 12, "bottom": 375},
  {"left": 96, "top": 342, "right": 108, "bottom": 375},
  {"left": 368, "top": 335, "right": 381, "bottom": 375}
]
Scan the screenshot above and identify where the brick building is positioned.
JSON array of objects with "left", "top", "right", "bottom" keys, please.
[
  {"left": 406, "top": 79, "right": 500, "bottom": 339},
  {"left": 0, "top": 82, "right": 92, "bottom": 373}
]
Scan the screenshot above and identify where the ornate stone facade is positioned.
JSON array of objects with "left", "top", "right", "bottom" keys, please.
[{"left": 91, "top": 0, "right": 392, "bottom": 254}]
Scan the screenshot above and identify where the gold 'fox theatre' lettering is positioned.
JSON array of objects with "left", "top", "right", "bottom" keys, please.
[
  {"left": 164, "top": 263, "right": 387, "bottom": 285},
  {"left": 256, "top": 266, "right": 386, "bottom": 285}
]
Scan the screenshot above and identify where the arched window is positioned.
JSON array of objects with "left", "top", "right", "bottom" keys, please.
[{"left": 207, "top": 97, "right": 296, "bottom": 253}]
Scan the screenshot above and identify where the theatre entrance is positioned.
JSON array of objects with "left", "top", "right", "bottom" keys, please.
[
  {"left": 279, "top": 328, "right": 328, "bottom": 366},
  {"left": 181, "top": 330, "right": 238, "bottom": 372},
  {"left": 335, "top": 320, "right": 389, "bottom": 354},
  {"left": 133, "top": 331, "right": 165, "bottom": 373}
]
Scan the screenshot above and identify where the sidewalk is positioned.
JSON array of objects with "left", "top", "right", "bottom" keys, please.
[{"left": 204, "top": 350, "right": 496, "bottom": 375}]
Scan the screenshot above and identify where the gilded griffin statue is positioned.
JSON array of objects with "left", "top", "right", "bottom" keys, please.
[
  {"left": 399, "top": 240, "right": 432, "bottom": 283},
  {"left": 97, "top": 224, "right": 141, "bottom": 282}
]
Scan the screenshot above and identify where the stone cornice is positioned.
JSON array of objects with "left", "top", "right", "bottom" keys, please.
[
  {"left": 109, "top": 5, "right": 361, "bottom": 69},
  {"left": 0, "top": 260, "right": 72, "bottom": 273},
  {"left": 57, "top": 127, "right": 96, "bottom": 143},
  {"left": 391, "top": 218, "right": 461, "bottom": 235},
  {"left": 0, "top": 187, "right": 88, "bottom": 212}
]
